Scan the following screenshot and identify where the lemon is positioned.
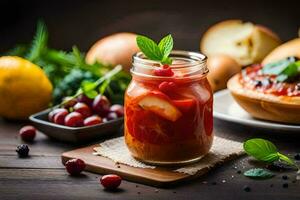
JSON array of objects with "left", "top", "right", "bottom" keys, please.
[{"left": 0, "top": 56, "right": 53, "bottom": 120}]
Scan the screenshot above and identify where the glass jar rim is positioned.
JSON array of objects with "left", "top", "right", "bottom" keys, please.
[{"left": 131, "top": 50, "right": 208, "bottom": 80}]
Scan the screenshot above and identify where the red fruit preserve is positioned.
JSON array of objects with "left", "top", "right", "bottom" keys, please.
[{"left": 125, "top": 51, "right": 213, "bottom": 165}]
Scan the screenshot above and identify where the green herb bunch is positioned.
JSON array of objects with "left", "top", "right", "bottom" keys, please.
[{"left": 4, "top": 21, "right": 130, "bottom": 104}]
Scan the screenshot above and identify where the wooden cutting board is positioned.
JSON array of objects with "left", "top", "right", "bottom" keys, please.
[{"left": 62, "top": 145, "right": 191, "bottom": 187}]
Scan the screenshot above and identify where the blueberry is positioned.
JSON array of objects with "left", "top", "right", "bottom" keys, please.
[
  {"left": 16, "top": 144, "right": 29, "bottom": 158},
  {"left": 282, "top": 175, "right": 288, "bottom": 180},
  {"left": 282, "top": 183, "right": 288, "bottom": 188},
  {"left": 243, "top": 185, "right": 251, "bottom": 192},
  {"left": 294, "top": 153, "right": 300, "bottom": 160}
]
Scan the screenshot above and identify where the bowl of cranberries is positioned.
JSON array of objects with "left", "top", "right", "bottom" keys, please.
[{"left": 29, "top": 94, "right": 124, "bottom": 143}]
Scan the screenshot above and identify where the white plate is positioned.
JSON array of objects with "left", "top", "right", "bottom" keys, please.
[{"left": 213, "top": 89, "right": 300, "bottom": 132}]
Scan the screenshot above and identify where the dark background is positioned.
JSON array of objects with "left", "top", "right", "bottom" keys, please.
[{"left": 0, "top": 0, "right": 299, "bottom": 53}]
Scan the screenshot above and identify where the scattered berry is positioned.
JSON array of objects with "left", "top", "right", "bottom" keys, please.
[
  {"left": 270, "top": 184, "right": 274, "bottom": 187},
  {"left": 237, "top": 170, "right": 242, "bottom": 174},
  {"left": 243, "top": 185, "right": 251, "bottom": 192},
  {"left": 100, "top": 174, "right": 122, "bottom": 190},
  {"left": 53, "top": 109, "right": 69, "bottom": 125},
  {"left": 282, "top": 175, "right": 288, "bottom": 180},
  {"left": 84, "top": 115, "right": 102, "bottom": 126},
  {"left": 16, "top": 144, "right": 29, "bottom": 157},
  {"left": 294, "top": 153, "right": 300, "bottom": 160},
  {"left": 109, "top": 104, "right": 124, "bottom": 117},
  {"left": 92, "top": 95, "right": 111, "bottom": 117},
  {"left": 19, "top": 126, "right": 36, "bottom": 142},
  {"left": 65, "top": 158, "right": 86, "bottom": 175},
  {"left": 211, "top": 181, "right": 217, "bottom": 185},
  {"left": 282, "top": 183, "right": 289, "bottom": 188},
  {"left": 64, "top": 112, "right": 84, "bottom": 127},
  {"left": 74, "top": 102, "right": 92, "bottom": 118}
]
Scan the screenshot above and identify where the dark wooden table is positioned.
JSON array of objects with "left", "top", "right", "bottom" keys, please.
[{"left": 1, "top": 118, "right": 299, "bottom": 200}]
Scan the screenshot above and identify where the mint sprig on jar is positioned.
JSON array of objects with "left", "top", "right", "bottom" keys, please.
[
  {"left": 125, "top": 34, "right": 213, "bottom": 165},
  {"left": 136, "top": 34, "right": 174, "bottom": 77}
]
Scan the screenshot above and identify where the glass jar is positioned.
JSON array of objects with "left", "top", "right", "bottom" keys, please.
[{"left": 124, "top": 50, "right": 213, "bottom": 165}]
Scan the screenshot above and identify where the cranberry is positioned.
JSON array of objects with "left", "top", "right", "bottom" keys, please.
[
  {"left": 100, "top": 174, "right": 122, "bottom": 190},
  {"left": 92, "top": 95, "right": 111, "bottom": 117},
  {"left": 73, "top": 102, "right": 92, "bottom": 118},
  {"left": 109, "top": 105, "right": 124, "bottom": 117},
  {"left": 84, "top": 115, "right": 102, "bottom": 126},
  {"left": 19, "top": 125, "right": 36, "bottom": 142},
  {"left": 16, "top": 144, "right": 29, "bottom": 158},
  {"left": 154, "top": 65, "right": 174, "bottom": 76},
  {"left": 64, "top": 112, "right": 84, "bottom": 127},
  {"left": 107, "top": 112, "right": 118, "bottom": 121},
  {"left": 77, "top": 94, "right": 93, "bottom": 106},
  {"left": 48, "top": 108, "right": 68, "bottom": 122},
  {"left": 65, "top": 158, "right": 86, "bottom": 175},
  {"left": 62, "top": 97, "right": 77, "bottom": 109},
  {"left": 158, "top": 81, "right": 176, "bottom": 93},
  {"left": 53, "top": 109, "right": 69, "bottom": 125}
]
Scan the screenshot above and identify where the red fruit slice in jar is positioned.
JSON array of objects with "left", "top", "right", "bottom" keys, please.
[
  {"left": 138, "top": 91, "right": 182, "bottom": 122},
  {"left": 172, "top": 98, "right": 196, "bottom": 112}
]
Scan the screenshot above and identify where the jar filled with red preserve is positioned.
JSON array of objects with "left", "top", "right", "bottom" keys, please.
[{"left": 125, "top": 50, "right": 213, "bottom": 165}]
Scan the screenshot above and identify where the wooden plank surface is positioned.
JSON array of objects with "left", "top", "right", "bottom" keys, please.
[{"left": 1, "top": 118, "right": 300, "bottom": 200}]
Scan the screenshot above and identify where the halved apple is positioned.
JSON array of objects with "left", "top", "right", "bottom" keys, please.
[{"left": 138, "top": 92, "right": 182, "bottom": 121}]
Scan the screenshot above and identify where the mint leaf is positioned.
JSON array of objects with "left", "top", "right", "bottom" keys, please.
[
  {"left": 244, "top": 168, "right": 274, "bottom": 179},
  {"left": 158, "top": 34, "right": 173, "bottom": 62},
  {"left": 136, "top": 34, "right": 174, "bottom": 64},
  {"left": 243, "top": 138, "right": 279, "bottom": 162},
  {"left": 136, "top": 35, "right": 162, "bottom": 61}
]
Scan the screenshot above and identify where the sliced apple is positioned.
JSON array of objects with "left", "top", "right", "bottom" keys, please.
[
  {"left": 138, "top": 92, "right": 182, "bottom": 122},
  {"left": 172, "top": 98, "right": 196, "bottom": 112}
]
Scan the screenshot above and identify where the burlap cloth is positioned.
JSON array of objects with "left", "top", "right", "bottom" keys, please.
[{"left": 93, "top": 136, "right": 244, "bottom": 175}]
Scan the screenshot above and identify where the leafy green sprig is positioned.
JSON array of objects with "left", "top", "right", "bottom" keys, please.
[
  {"left": 136, "top": 34, "right": 173, "bottom": 64},
  {"left": 243, "top": 138, "right": 298, "bottom": 169}
]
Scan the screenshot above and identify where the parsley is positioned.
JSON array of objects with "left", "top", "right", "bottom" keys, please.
[{"left": 136, "top": 34, "right": 173, "bottom": 64}]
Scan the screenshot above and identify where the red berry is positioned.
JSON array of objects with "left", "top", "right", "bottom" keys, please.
[
  {"left": 65, "top": 158, "right": 86, "bottom": 175},
  {"left": 53, "top": 110, "right": 69, "bottom": 125},
  {"left": 84, "top": 115, "right": 102, "bottom": 126},
  {"left": 100, "top": 174, "right": 122, "bottom": 190},
  {"left": 19, "top": 126, "right": 36, "bottom": 142},
  {"left": 62, "top": 97, "right": 77, "bottom": 109},
  {"left": 107, "top": 112, "right": 118, "bottom": 121},
  {"left": 154, "top": 66, "right": 174, "bottom": 76},
  {"left": 77, "top": 94, "right": 93, "bottom": 106},
  {"left": 48, "top": 108, "right": 68, "bottom": 122},
  {"left": 92, "top": 95, "right": 111, "bottom": 117},
  {"left": 73, "top": 102, "right": 92, "bottom": 118},
  {"left": 64, "top": 112, "right": 84, "bottom": 127},
  {"left": 162, "top": 64, "right": 170, "bottom": 69},
  {"left": 109, "top": 105, "right": 124, "bottom": 117},
  {"left": 158, "top": 81, "right": 176, "bottom": 93}
]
